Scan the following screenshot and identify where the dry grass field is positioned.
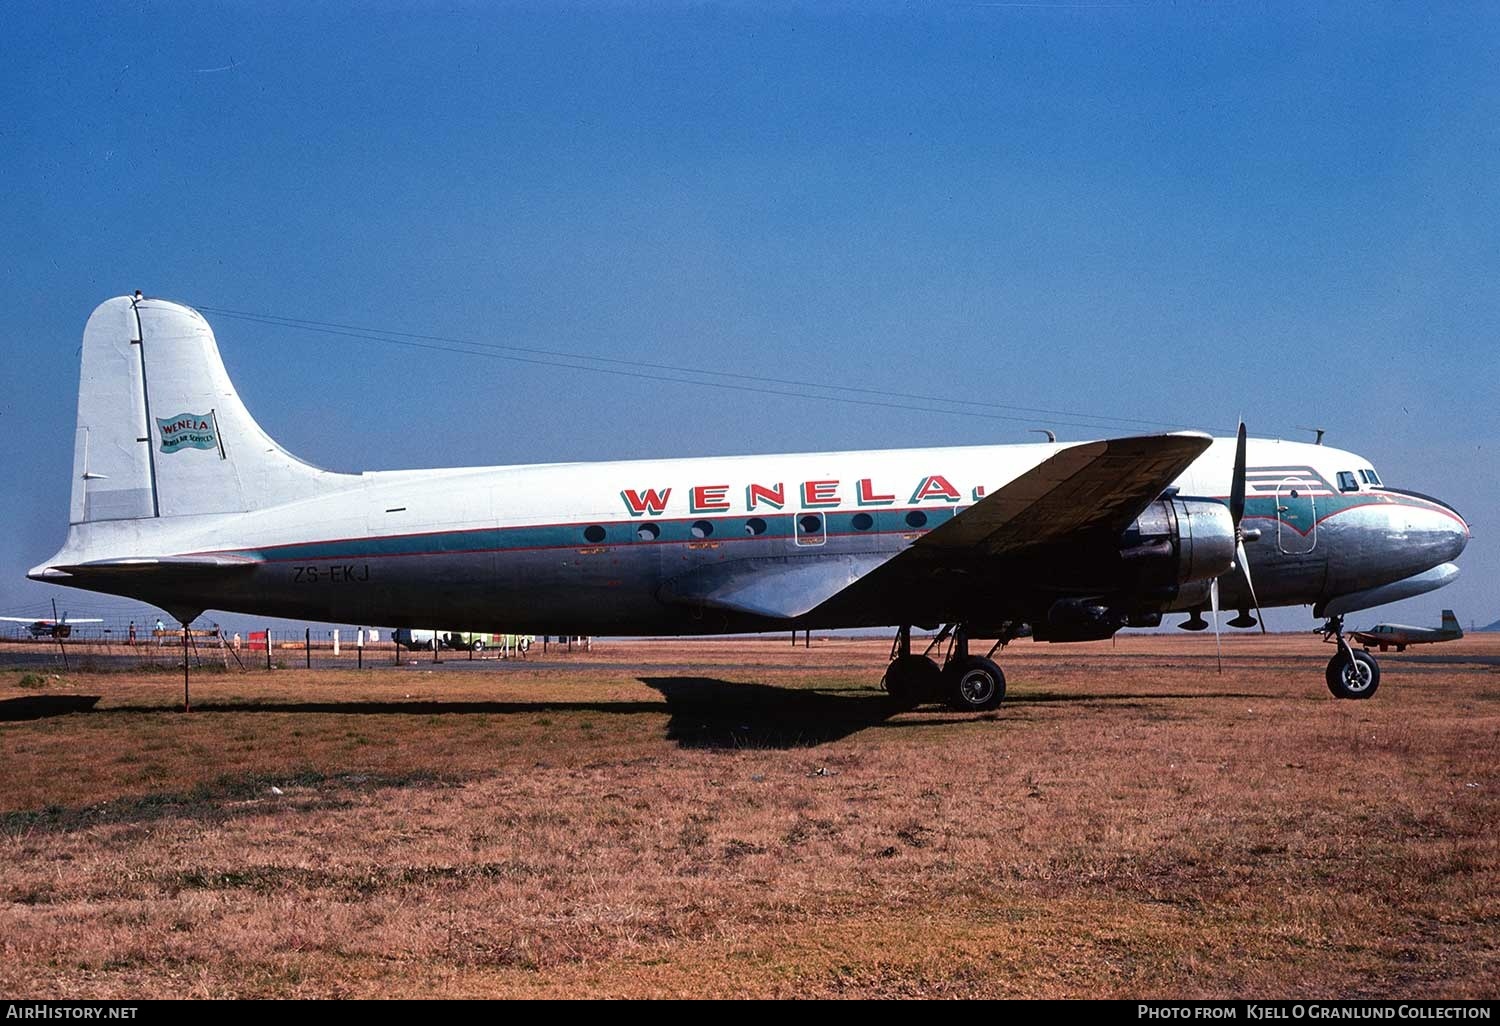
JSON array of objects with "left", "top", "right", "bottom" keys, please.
[{"left": 1, "top": 633, "right": 1496, "bottom": 999}]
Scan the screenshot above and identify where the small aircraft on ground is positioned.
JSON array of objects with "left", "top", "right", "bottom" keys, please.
[
  {"left": 0, "top": 614, "right": 103, "bottom": 639},
  {"left": 1351, "top": 610, "right": 1464, "bottom": 652},
  {"left": 26, "top": 296, "right": 1471, "bottom": 706},
  {"left": 393, "top": 628, "right": 535, "bottom": 653}
]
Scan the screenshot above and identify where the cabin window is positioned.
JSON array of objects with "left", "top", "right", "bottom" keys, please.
[
  {"left": 1337, "top": 471, "right": 1359, "bottom": 492},
  {"left": 636, "top": 523, "right": 660, "bottom": 541},
  {"left": 745, "top": 517, "right": 767, "bottom": 536},
  {"left": 852, "top": 512, "right": 874, "bottom": 531},
  {"left": 905, "top": 510, "right": 928, "bottom": 529},
  {"left": 690, "top": 520, "right": 714, "bottom": 539},
  {"left": 583, "top": 525, "right": 606, "bottom": 544}
]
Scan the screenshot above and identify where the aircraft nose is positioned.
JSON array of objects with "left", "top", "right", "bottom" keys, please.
[
  {"left": 1384, "top": 488, "right": 1470, "bottom": 564},
  {"left": 1442, "top": 502, "right": 1471, "bottom": 562},
  {"left": 1421, "top": 495, "right": 1471, "bottom": 563}
]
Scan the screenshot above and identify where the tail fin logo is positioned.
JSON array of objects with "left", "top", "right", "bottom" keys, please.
[{"left": 157, "top": 413, "right": 218, "bottom": 454}]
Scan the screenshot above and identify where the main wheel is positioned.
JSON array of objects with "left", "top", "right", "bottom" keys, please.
[
  {"left": 1326, "top": 649, "right": 1380, "bottom": 699},
  {"left": 471, "top": 639, "right": 485, "bottom": 652},
  {"left": 883, "top": 654, "right": 942, "bottom": 709},
  {"left": 945, "top": 655, "right": 1006, "bottom": 712}
]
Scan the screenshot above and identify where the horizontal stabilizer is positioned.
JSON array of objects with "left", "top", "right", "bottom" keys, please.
[
  {"left": 31, "top": 554, "right": 260, "bottom": 582},
  {"left": 660, "top": 553, "right": 893, "bottom": 621}
]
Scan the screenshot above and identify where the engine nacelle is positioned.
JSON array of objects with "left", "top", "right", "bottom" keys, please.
[
  {"left": 1027, "top": 502, "right": 1232, "bottom": 641},
  {"left": 1119, "top": 498, "right": 1236, "bottom": 589}
]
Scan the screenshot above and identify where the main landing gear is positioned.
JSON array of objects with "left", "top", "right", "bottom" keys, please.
[
  {"left": 1320, "top": 614, "right": 1381, "bottom": 699},
  {"left": 882, "top": 624, "right": 1007, "bottom": 712}
]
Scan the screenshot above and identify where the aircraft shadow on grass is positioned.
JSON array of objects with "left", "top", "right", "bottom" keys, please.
[
  {"left": 95, "top": 679, "right": 927, "bottom": 749},
  {"left": 0, "top": 694, "right": 101, "bottom": 721},
  {"left": 637, "top": 676, "right": 971, "bottom": 749}
]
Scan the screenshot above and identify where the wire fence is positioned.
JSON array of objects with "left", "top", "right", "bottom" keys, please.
[{"left": 0, "top": 624, "right": 594, "bottom": 673}]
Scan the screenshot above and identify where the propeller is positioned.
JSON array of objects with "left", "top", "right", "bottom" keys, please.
[
  {"left": 1210, "top": 422, "right": 1266, "bottom": 670},
  {"left": 1227, "top": 422, "right": 1266, "bottom": 634},
  {"left": 1210, "top": 577, "right": 1223, "bottom": 674}
]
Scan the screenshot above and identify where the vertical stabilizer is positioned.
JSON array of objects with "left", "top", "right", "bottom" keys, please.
[
  {"left": 70, "top": 295, "right": 353, "bottom": 523},
  {"left": 1440, "top": 609, "right": 1462, "bottom": 637}
]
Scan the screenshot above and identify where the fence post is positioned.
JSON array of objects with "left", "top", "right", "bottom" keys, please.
[
  {"left": 266, "top": 628, "right": 272, "bottom": 670},
  {"left": 182, "top": 622, "right": 191, "bottom": 712},
  {"left": 305, "top": 627, "right": 311, "bottom": 669}
]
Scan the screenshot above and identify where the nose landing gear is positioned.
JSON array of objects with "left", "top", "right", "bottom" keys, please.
[
  {"left": 882, "top": 624, "right": 1007, "bottom": 712},
  {"left": 1320, "top": 614, "right": 1381, "bottom": 699}
]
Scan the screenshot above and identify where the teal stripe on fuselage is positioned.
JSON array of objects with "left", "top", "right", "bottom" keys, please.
[
  {"left": 230, "top": 492, "right": 1424, "bottom": 564},
  {"left": 236, "top": 505, "right": 967, "bottom": 562}
]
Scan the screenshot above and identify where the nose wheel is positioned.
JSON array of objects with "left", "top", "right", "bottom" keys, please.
[
  {"left": 1320, "top": 615, "right": 1381, "bottom": 699},
  {"left": 1326, "top": 648, "right": 1380, "bottom": 698}
]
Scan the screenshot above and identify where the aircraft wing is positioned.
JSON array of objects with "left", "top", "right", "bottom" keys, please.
[
  {"left": 661, "top": 433, "right": 1213, "bottom": 622},
  {"left": 914, "top": 432, "right": 1213, "bottom": 557},
  {"left": 0, "top": 616, "right": 100, "bottom": 624}
]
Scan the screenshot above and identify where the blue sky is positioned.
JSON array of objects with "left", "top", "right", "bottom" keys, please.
[{"left": 3, "top": 2, "right": 1497, "bottom": 634}]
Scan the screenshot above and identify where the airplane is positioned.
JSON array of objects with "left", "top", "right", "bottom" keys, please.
[
  {"left": 1351, "top": 609, "right": 1463, "bottom": 652},
  {"left": 0, "top": 613, "right": 103, "bottom": 639},
  {"left": 392, "top": 627, "right": 533, "bottom": 653},
  {"left": 26, "top": 295, "right": 1470, "bottom": 706}
]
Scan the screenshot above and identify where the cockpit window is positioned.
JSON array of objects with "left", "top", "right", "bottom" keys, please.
[
  {"left": 1360, "top": 469, "right": 1382, "bottom": 486},
  {"left": 1337, "top": 471, "right": 1359, "bottom": 492}
]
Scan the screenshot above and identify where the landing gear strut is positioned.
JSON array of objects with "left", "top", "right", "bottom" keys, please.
[
  {"left": 1320, "top": 614, "right": 1381, "bottom": 699},
  {"left": 882, "top": 624, "right": 1007, "bottom": 712}
]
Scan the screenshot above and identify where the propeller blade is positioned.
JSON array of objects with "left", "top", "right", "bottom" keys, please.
[
  {"left": 1236, "top": 539, "right": 1267, "bottom": 634},
  {"left": 1210, "top": 576, "right": 1223, "bottom": 674},
  {"left": 1229, "top": 421, "right": 1248, "bottom": 528}
]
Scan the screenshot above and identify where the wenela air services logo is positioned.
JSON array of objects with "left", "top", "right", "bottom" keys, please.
[{"left": 157, "top": 413, "right": 218, "bottom": 454}]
